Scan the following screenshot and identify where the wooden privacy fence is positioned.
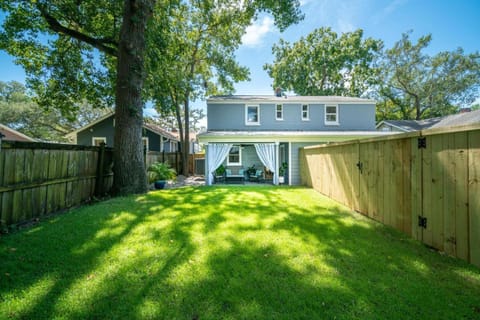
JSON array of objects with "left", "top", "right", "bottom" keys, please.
[
  {"left": 146, "top": 151, "right": 182, "bottom": 173},
  {"left": 146, "top": 151, "right": 204, "bottom": 175},
  {"left": 300, "top": 124, "right": 480, "bottom": 267},
  {"left": 0, "top": 141, "right": 113, "bottom": 230}
]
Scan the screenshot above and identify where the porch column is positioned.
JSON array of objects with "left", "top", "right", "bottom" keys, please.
[
  {"left": 275, "top": 142, "right": 279, "bottom": 185},
  {"left": 204, "top": 143, "right": 209, "bottom": 185}
]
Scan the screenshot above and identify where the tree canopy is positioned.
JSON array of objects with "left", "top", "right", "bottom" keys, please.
[
  {"left": 0, "top": 0, "right": 303, "bottom": 194},
  {"left": 376, "top": 32, "right": 480, "bottom": 120},
  {"left": 264, "top": 27, "right": 383, "bottom": 97},
  {"left": 0, "top": 81, "right": 110, "bottom": 141}
]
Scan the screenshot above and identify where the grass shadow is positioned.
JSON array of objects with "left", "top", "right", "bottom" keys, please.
[{"left": 0, "top": 186, "right": 479, "bottom": 319}]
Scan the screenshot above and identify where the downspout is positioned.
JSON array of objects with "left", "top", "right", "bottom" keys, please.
[{"left": 205, "top": 143, "right": 210, "bottom": 185}]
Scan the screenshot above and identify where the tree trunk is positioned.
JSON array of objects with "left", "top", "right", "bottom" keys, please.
[
  {"left": 183, "top": 98, "right": 190, "bottom": 176},
  {"left": 174, "top": 99, "right": 185, "bottom": 175},
  {"left": 112, "top": 0, "right": 153, "bottom": 195}
]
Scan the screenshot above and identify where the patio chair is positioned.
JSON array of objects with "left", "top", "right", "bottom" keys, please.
[{"left": 249, "top": 169, "right": 264, "bottom": 182}]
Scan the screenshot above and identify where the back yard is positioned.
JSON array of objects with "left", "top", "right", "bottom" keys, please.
[{"left": 1, "top": 186, "right": 479, "bottom": 319}]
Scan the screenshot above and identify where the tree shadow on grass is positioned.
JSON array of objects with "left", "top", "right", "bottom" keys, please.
[{"left": 0, "top": 186, "right": 479, "bottom": 319}]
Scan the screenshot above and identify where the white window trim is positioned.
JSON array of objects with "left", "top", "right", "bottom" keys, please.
[
  {"left": 142, "top": 137, "right": 149, "bottom": 151},
  {"left": 227, "top": 145, "right": 242, "bottom": 166},
  {"left": 325, "top": 104, "right": 339, "bottom": 125},
  {"left": 92, "top": 137, "right": 106, "bottom": 146},
  {"left": 276, "top": 104, "right": 283, "bottom": 121},
  {"left": 245, "top": 104, "right": 260, "bottom": 126},
  {"left": 301, "top": 104, "right": 310, "bottom": 121}
]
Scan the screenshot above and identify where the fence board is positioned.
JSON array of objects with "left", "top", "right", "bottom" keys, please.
[
  {"left": 443, "top": 134, "right": 456, "bottom": 256},
  {"left": 300, "top": 124, "right": 480, "bottom": 267},
  {"left": 410, "top": 137, "right": 422, "bottom": 241},
  {"left": 454, "top": 132, "right": 469, "bottom": 261},
  {"left": 0, "top": 141, "right": 114, "bottom": 230},
  {"left": 469, "top": 130, "right": 480, "bottom": 267}
]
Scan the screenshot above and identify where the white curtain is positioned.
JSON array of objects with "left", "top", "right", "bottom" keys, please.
[
  {"left": 254, "top": 143, "right": 278, "bottom": 185},
  {"left": 206, "top": 143, "right": 232, "bottom": 185}
]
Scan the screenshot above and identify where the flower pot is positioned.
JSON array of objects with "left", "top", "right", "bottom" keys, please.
[
  {"left": 278, "top": 176, "right": 285, "bottom": 184},
  {"left": 154, "top": 180, "right": 167, "bottom": 189}
]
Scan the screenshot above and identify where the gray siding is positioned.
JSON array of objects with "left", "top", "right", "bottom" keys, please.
[
  {"left": 77, "top": 115, "right": 174, "bottom": 151},
  {"left": 221, "top": 145, "right": 262, "bottom": 170},
  {"left": 207, "top": 103, "right": 376, "bottom": 131},
  {"left": 77, "top": 116, "right": 115, "bottom": 146},
  {"left": 290, "top": 142, "right": 326, "bottom": 185}
]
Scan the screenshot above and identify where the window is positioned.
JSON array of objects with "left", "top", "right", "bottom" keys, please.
[
  {"left": 170, "top": 141, "right": 177, "bottom": 152},
  {"left": 325, "top": 105, "right": 339, "bottom": 125},
  {"left": 92, "top": 137, "right": 106, "bottom": 146},
  {"left": 301, "top": 104, "right": 309, "bottom": 120},
  {"left": 227, "top": 145, "right": 241, "bottom": 165},
  {"left": 276, "top": 104, "right": 283, "bottom": 120},
  {"left": 245, "top": 105, "right": 260, "bottom": 125},
  {"left": 142, "top": 137, "right": 149, "bottom": 151}
]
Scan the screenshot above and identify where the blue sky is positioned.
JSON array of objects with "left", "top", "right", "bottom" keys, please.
[{"left": 1, "top": 0, "right": 479, "bottom": 112}]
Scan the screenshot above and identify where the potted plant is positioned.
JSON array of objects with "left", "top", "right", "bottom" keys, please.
[
  {"left": 147, "top": 162, "right": 176, "bottom": 189},
  {"left": 278, "top": 162, "right": 288, "bottom": 184}
]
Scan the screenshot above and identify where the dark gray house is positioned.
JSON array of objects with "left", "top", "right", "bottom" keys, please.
[
  {"left": 67, "top": 113, "right": 179, "bottom": 152},
  {"left": 376, "top": 109, "right": 480, "bottom": 133},
  {"left": 198, "top": 95, "right": 390, "bottom": 186}
]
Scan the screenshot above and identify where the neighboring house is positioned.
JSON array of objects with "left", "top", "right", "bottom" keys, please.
[
  {"left": 67, "top": 113, "right": 179, "bottom": 152},
  {"left": 376, "top": 109, "right": 480, "bottom": 133},
  {"left": 198, "top": 95, "right": 391, "bottom": 186},
  {"left": 0, "top": 124, "right": 36, "bottom": 142},
  {"left": 170, "top": 129, "right": 200, "bottom": 154}
]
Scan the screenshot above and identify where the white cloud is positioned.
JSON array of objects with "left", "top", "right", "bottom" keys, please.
[
  {"left": 241, "top": 16, "right": 275, "bottom": 47},
  {"left": 373, "top": 0, "right": 408, "bottom": 24}
]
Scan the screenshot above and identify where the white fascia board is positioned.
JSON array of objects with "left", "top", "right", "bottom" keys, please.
[{"left": 198, "top": 132, "right": 391, "bottom": 144}]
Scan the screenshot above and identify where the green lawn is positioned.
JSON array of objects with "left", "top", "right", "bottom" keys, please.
[{"left": 1, "top": 186, "right": 479, "bottom": 319}]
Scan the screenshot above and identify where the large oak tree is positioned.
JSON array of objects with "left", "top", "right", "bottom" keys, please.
[
  {"left": 264, "top": 27, "right": 382, "bottom": 97},
  {"left": 0, "top": 0, "right": 303, "bottom": 195}
]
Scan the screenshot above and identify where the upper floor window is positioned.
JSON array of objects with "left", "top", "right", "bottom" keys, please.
[
  {"left": 325, "top": 105, "right": 339, "bottom": 125},
  {"left": 246, "top": 105, "right": 260, "bottom": 125},
  {"left": 227, "top": 145, "right": 241, "bottom": 165},
  {"left": 92, "top": 137, "right": 106, "bottom": 146},
  {"left": 301, "top": 104, "right": 309, "bottom": 120},
  {"left": 276, "top": 104, "right": 283, "bottom": 120}
]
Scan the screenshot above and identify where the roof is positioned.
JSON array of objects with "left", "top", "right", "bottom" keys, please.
[
  {"left": 377, "top": 109, "right": 480, "bottom": 132},
  {"left": 143, "top": 123, "right": 178, "bottom": 141},
  {"left": 0, "top": 124, "right": 36, "bottom": 142},
  {"left": 198, "top": 130, "right": 394, "bottom": 143},
  {"left": 207, "top": 95, "right": 376, "bottom": 104},
  {"left": 67, "top": 112, "right": 179, "bottom": 141}
]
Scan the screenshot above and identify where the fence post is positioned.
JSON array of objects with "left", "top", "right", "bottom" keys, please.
[{"left": 95, "top": 142, "right": 105, "bottom": 196}]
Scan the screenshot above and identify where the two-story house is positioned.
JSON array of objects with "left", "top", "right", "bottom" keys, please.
[{"left": 198, "top": 95, "right": 389, "bottom": 186}]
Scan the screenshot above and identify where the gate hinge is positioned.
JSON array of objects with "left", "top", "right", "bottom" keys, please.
[
  {"left": 418, "top": 137, "right": 427, "bottom": 149},
  {"left": 418, "top": 216, "right": 427, "bottom": 229}
]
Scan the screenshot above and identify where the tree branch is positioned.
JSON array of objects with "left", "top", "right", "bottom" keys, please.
[{"left": 38, "top": 6, "right": 118, "bottom": 57}]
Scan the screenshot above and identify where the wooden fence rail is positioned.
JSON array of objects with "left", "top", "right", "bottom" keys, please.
[
  {"left": 300, "top": 124, "right": 480, "bottom": 267},
  {"left": 0, "top": 141, "right": 114, "bottom": 231}
]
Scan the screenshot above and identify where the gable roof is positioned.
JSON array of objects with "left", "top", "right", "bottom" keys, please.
[
  {"left": 143, "top": 123, "right": 178, "bottom": 141},
  {"left": 0, "top": 124, "right": 36, "bottom": 142},
  {"left": 66, "top": 112, "right": 179, "bottom": 141},
  {"left": 208, "top": 95, "right": 376, "bottom": 104},
  {"left": 377, "top": 109, "right": 480, "bottom": 132}
]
